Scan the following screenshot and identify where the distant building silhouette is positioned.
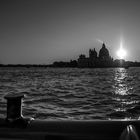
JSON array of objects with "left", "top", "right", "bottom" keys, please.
[
  {"left": 51, "top": 42, "right": 140, "bottom": 68},
  {"left": 78, "top": 43, "right": 113, "bottom": 68},
  {"left": 89, "top": 48, "right": 97, "bottom": 59},
  {"left": 88, "top": 48, "right": 97, "bottom": 67},
  {"left": 99, "top": 43, "right": 110, "bottom": 60},
  {"left": 77, "top": 54, "right": 89, "bottom": 68}
]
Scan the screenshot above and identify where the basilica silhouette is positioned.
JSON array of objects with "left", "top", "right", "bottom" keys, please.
[
  {"left": 52, "top": 42, "right": 140, "bottom": 68},
  {"left": 78, "top": 43, "right": 113, "bottom": 68}
]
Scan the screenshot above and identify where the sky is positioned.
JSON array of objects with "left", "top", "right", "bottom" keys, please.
[{"left": 1, "top": 0, "right": 140, "bottom": 64}]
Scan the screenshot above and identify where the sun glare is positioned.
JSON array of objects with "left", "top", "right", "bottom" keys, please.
[{"left": 117, "top": 40, "right": 127, "bottom": 59}]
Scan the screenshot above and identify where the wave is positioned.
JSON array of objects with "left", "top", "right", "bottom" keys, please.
[{"left": 0, "top": 67, "right": 140, "bottom": 120}]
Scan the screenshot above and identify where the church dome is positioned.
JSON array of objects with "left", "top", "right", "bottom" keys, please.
[{"left": 99, "top": 43, "right": 110, "bottom": 59}]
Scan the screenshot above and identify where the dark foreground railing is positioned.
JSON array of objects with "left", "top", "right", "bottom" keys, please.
[{"left": 0, "top": 93, "right": 139, "bottom": 140}]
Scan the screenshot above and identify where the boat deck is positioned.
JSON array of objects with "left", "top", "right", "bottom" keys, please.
[{"left": 0, "top": 119, "right": 139, "bottom": 140}]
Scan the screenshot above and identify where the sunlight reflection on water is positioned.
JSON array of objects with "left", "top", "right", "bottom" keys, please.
[
  {"left": 112, "top": 68, "right": 137, "bottom": 118},
  {"left": 1, "top": 67, "right": 140, "bottom": 120},
  {"left": 114, "top": 68, "right": 131, "bottom": 96}
]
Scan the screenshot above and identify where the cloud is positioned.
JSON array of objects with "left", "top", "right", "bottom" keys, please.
[{"left": 96, "top": 38, "right": 103, "bottom": 44}]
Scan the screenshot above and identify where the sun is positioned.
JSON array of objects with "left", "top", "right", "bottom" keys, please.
[
  {"left": 116, "top": 40, "right": 127, "bottom": 59},
  {"left": 117, "top": 48, "right": 126, "bottom": 59}
]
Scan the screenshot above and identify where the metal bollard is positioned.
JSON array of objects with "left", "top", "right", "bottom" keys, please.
[
  {"left": 4, "top": 93, "right": 34, "bottom": 127},
  {"left": 4, "top": 93, "right": 24, "bottom": 121}
]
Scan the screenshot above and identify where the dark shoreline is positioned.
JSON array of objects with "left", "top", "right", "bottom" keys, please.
[{"left": 0, "top": 63, "right": 140, "bottom": 68}]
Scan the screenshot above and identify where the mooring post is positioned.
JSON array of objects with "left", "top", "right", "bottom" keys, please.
[
  {"left": 4, "top": 93, "right": 34, "bottom": 127},
  {"left": 4, "top": 93, "right": 24, "bottom": 121}
]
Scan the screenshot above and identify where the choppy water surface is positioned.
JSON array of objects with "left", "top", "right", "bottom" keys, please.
[{"left": 0, "top": 67, "right": 140, "bottom": 120}]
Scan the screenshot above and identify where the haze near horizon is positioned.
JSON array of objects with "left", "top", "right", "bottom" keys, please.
[{"left": 1, "top": 0, "right": 140, "bottom": 64}]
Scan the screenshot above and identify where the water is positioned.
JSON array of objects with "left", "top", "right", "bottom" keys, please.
[{"left": 0, "top": 67, "right": 140, "bottom": 120}]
